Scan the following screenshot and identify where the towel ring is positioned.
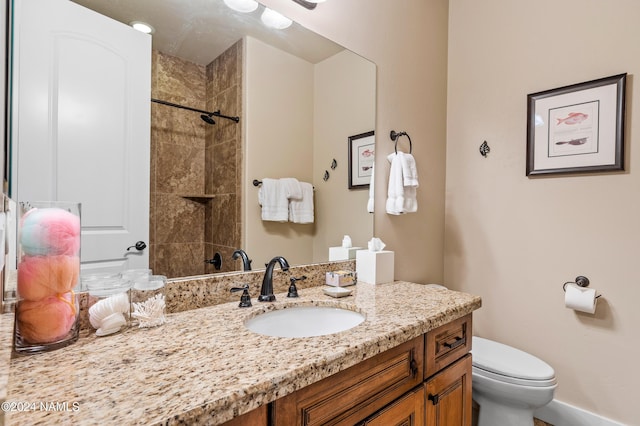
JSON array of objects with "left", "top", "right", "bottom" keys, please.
[{"left": 390, "top": 130, "right": 412, "bottom": 154}]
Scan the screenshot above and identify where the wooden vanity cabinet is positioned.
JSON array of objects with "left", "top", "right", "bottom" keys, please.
[
  {"left": 268, "top": 313, "right": 473, "bottom": 426},
  {"left": 271, "top": 336, "right": 424, "bottom": 425}
]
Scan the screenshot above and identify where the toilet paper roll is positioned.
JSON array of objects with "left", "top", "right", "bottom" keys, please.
[{"left": 564, "top": 283, "right": 598, "bottom": 314}]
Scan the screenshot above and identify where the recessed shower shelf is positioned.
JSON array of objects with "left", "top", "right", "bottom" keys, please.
[{"left": 181, "top": 194, "right": 218, "bottom": 203}]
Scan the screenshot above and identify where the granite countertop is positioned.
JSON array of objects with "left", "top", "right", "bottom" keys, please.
[{"left": 3, "top": 281, "right": 481, "bottom": 425}]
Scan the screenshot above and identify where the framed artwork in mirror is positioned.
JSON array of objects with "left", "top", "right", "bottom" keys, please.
[
  {"left": 348, "top": 131, "right": 375, "bottom": 189},
  {"left": 526, "top": 73, "right": 626, "bottom": 176}
]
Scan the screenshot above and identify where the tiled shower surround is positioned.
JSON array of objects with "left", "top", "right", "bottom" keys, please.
[{"left": 150, "top": 41, "right": 243, "bottom": 278}]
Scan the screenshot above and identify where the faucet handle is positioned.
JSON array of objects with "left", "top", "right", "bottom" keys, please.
[
  {"left": 287, "top": 276, "right": 307, "bottom": 298},
  {"left": 230, "top": 284, "right": 252, "bottom": 308}
]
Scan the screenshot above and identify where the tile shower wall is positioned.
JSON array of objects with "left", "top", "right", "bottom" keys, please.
[
  {"left": 204, "top": 40, "right": 243, "bottom": 274},
  {"left": 150, "top": 42, "right": 243, "bottom": 278}
]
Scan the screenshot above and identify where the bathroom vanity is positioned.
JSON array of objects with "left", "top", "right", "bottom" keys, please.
[
  {"left": 1, "top": 281, "right": 480, "bottom": 425},
  {"left": 269, "top": 314, "right": 472, "bottom": 425}
]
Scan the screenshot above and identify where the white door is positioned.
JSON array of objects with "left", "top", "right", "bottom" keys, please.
[{"left": 11, "top": 0, "right": 151, "bottom": 274}]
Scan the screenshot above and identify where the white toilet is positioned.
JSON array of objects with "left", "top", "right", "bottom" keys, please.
[{"left": 472, "top": 336, "right": 557, "bottom": 426}]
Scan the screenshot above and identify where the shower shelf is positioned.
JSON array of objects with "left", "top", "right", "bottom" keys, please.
[{"left": 181, "top": 194, "right": 218, "bottom": 203}]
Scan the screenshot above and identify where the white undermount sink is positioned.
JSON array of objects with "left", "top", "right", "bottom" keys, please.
[{"left": 245, "top": 305, "right": 365, "bottom": 338}]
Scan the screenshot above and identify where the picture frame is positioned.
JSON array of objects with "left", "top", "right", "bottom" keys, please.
[
  {"left": 348, "top": 131, "right": 375, "bottom": 189},
  {"left": 526, "top": 73, "right": 626, "bottom": 176}
]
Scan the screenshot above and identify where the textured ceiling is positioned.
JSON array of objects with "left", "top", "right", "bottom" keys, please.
[{"left": 72, "top": 0, "right": 343, "bottom": 65}]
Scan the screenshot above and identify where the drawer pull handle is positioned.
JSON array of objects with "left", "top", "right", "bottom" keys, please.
[
  {"left": 410, "top": 358, "right": 418, "bottom": 377},
  {"left": 443, "top": 336, "right": 466, "bottom": 350},
  {"left": 428, "top": 393, "right": 440, "bottom": 405}
]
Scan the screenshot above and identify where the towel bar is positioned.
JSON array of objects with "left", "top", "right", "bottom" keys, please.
[{"left": 253, "top": 179, "right": 315, "bottom": 190}]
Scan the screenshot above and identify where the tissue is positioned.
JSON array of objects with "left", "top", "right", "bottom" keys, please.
[
  {"left": 357, "top": 237, "right": 394, "bottom": 284},
  {"left": 368, "top": 237, "right": 386, "bottom": 252},
  {"left": 564, "top": 283, "right": 599, "bottom": 314},
  {"left": 342, "top": 235, "right": 352, "bottom": 248}
]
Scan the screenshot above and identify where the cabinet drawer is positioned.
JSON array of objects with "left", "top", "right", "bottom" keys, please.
[
  {"left": 425, "top": 314, "right": 472, "bottom": 378},
  {"left": 360, "top": 385, "right": 425, "bottom": 426},
  {"left": 272, "top": 336, "right": 424, "bottom": 426}
]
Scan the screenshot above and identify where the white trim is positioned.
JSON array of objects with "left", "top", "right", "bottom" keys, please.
[{"left": 535, "top": 399, "right": 627, "bottom": 426}]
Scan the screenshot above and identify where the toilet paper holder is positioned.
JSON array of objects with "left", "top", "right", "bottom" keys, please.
[{"left": 562, "top": 275, "right": 602, "bottom": 298}]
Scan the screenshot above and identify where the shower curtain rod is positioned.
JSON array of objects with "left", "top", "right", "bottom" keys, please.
[{"left": 151, "top": 98, "right": 240, "bottom": 123}]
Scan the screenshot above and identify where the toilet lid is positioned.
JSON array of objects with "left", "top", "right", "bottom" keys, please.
[{"left": 472, "top": 336, "right": 555, "bottom": 382}]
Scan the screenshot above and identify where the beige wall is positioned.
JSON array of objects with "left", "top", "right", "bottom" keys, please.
[
  {"left": 263, "top": 0, "right": 635, "bottom": 422},
  {"left": 261, "top": 0, "right": 450, "bottom": 285},
  {"left": 244, "top": 36, "right": 316, "bottom": 267},
  {"left": 312, "top": 49, "right": 375, "bottom": 260},
  {"left": 446, "top": 0, "right": 639, "bottom": 423}
]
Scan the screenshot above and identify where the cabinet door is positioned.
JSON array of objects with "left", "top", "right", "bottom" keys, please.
[
  {"left": 361, "top": 386, "right": 425, "bottom": 426},
  {"left": 272, "top": 336, "right": 424, "bottom": 426},
  {"left": 425, "top": 354, "right": 472, "bottom": 426},
  {"left": 220, "top": 405, "right": 267, "bottom": 426}
]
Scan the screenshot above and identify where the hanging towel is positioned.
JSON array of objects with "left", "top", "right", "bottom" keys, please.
[
  {"left": 401, "top": 152, "right": 418, "bottom": 213},
  {"left": 258, "top": 178, "right": 289, "bottom": 222},
  {"left": 401, "top": 153, "right": 419, "bottom": 188},
  {"left": 289, "top": 182, "right": 314, "bottom": 224},
  {"left": 386, "top": 153, "right": 405, "bottom": 215},
  {"left": 367, "top": 164, "right": 375, "bottom": 213},
  {"left": 386, "top": 152, "right": 418, "bottom": 214},
  {"left": 279, "top": 178, "right": 303, "bottom": 201}
]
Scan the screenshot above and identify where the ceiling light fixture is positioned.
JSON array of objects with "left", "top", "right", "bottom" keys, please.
[
  {"left": 130, "top": 21, "right": 155, "bottom": 34},
  {"left": 261, "top": 8, "right": 293, "bottom": 30},
  {"left": 223, "top": 0, "right": 259, "bottom": 13},
  {"left": 291, "top": 0, "right": 325, "bottom": 10}
]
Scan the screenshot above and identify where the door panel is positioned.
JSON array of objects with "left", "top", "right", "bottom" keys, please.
[{"left": 12, "top": 0, "right": 151, "bottom": 273}]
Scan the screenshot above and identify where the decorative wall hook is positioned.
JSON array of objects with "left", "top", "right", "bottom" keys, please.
[
  {"left": 331, "top": 159, "right": 337, "bottom": 170},
  {"left": 479, "top": 141, "right": 490, "bottom": 157},
  {"left": 323, "top": 170, "right": 330, "bottom": 181}
]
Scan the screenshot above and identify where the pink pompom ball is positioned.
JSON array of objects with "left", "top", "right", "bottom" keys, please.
[
  {"left": 17, "top": 255, "right": 80, "bottom": 301},
  {"left": 17, "top": 292, "right": 77, "bottom": 343},
  {"left": 20, "top": 207, "right": 80, "bottom": 256}
]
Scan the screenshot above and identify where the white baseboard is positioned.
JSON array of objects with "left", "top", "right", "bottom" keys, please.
[{"left": 534, "top": 399, "right": 627, "bottom": 426}]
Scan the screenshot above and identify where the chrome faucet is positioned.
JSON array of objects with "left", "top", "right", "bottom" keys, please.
[
  {"left": 259, "top": 256, "right": 290, "bottom": 302},
  {"left": 232, "top": 249, "right": 252, "bottom": 271}
]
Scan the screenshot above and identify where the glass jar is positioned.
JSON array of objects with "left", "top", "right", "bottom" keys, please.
[
  {"left": 14, "top": 201, "right": 81, "bottom": 354},
  {"left": 130, "top": 274, "right": 166, "bottom": 328},
  {"left": 86, "top": 277, "right": 131, "bottom": 336}
]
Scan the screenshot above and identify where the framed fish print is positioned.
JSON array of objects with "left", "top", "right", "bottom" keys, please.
[
  {"left": 526, "top": 73, "right": 626, "bottom": 176},
  {"left": 348, "top": 131, "right": 375, "bottom": 189}
]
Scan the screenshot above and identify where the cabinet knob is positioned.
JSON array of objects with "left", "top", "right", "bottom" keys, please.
[{"left": 428, "top": 393, "right": 440, "bottom": 405}]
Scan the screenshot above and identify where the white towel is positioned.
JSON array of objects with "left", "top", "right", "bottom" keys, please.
[
  {"left": 367, "top": 164, "right": 375, "bottom": 213},
  {"left": 386, "top": 153, "right": 404, "bottom": 215},
  {"left": 386, "top": 152, "right": 418, "bottom": 214},
  {"left": 401, "top": 153, "right": 419, "bottom": 188},
  {"left": 258, "top": 178, "right": 290, "bottom": 222},
  {"left": 279, "top": 177, "right": 302, "bottom": 201},
  {"left": 289, "top": 182, "right": 314, "bottom": 224}
]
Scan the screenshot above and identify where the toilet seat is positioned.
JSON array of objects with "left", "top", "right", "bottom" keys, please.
[{"left": 472, "top": 336, "right": 557, "bottom": 388}]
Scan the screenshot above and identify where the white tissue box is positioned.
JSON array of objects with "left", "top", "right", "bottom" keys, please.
[
  {"left": 329, "top": 246, "right": 363, "bottom": 261},
  {"left": 356, "top": 250, "right": 394, "bottom": 284}
]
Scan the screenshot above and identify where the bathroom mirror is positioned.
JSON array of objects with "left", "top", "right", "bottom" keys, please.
[{"left": 5, "top": 0, "right": 375, "bottom": 288}]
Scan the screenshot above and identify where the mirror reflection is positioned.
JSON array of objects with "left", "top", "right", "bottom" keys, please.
[{"left": 10, "top": 0, "right": 375, "bottom": 283}]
